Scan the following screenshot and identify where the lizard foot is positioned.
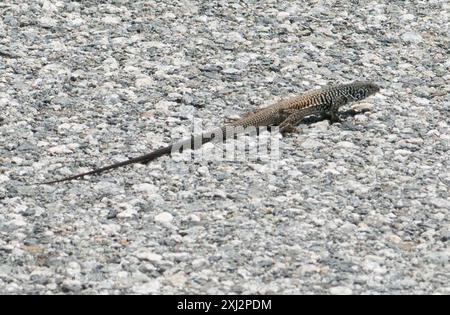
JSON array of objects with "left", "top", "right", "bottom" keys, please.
[
  {"left": 279, "top": 123, "right": 299, "bottom": 136},
  {"left": 328, "top": 113, "right": 342, "bottom": 124}
]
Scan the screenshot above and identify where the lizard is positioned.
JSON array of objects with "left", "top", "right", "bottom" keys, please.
[{"left": 36, "top": 81, "right": 380, "bottom": 184}]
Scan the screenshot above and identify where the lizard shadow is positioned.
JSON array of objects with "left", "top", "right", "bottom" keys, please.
[
  {"left": 258, "top": 108, "right": 370, "bottom": 135},
  {"left": 301, "top": 108, "right": 369, "bottom": 125}
]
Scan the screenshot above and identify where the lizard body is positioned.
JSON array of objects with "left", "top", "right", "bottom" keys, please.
[{"left": 37, "top": 82, "right": 379, "bottom": 184}]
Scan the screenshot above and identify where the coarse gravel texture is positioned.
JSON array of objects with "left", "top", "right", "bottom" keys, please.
[{"left": 0, "top": 0, "right": 449, "bottom": 295}]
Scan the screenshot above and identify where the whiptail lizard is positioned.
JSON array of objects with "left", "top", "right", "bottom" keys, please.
[{"left": 37, "top": 81, "right": 380, "bottom": 184}]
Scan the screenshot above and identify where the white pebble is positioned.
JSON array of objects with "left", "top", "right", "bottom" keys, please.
[
  {"left": 48, "top": 144, "right": 73, "bottom": 154},
  {"left": 136, "top": 249, "right": 162, "bottom": 262},
  {"left": 133, "top": 183, "right": 159, "bottom": 194},
  {"left": 155, "top": 212, "right": 173, "bottom": 223},
  {"left": 0, "top": 175, "right": 9, "bottom": 184},
  {"left": 330, "top": 286, "right": 353, "bottom": 295},
  {"left": 102, "top": 16, "right": 121, "bottom": 24},
  {"left": 337, "top": 141, "right": 356, "bottom": 149},
  {"left": 301, "top": 139, "right": 324, "bottom": 149},
  {"left": 401, "top": 32, "right": 423, "bottom": 44},
  {"left": 132, "top": 280, "right": 161, "bottom": 294},
  {"left": 167, "top": 272, "right": 187, "bottom": 287},
  {"left": 116, "top": 208, "right": 137, "bottom": 219},
  {"left": 352, "top": 102, "right": 374, "bottom": 111},
  {"left": 277, "top": 12, "right": 290, "bottom": 22},
  {"left": 188, "top": 214, "right": 201, "bottom": 222},
  {"left": 135, "top": 76, "right": 154, "bottom": 88},
  {"left": 197, "top": 166, "right": 209, "bottom": 176}
]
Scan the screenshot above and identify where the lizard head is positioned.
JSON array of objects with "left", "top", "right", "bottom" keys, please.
[{"left": 345, "top": 82, "right": 380, "bottom": 101}]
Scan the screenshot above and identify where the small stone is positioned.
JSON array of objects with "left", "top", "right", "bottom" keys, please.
[
  {"left": 11, "top": 157, "right": 24, "bottom": 164},
  {"left": 401, "top": 14, "right": 415, "bottom": 21},
  {"left": 429, "top": 198, "right": 450, "bottom": 209},
  {"left": 133, "top": 183, "right": 159, "bottom": 195},
  {"left": 276, "top": 12, "right": 290, "bottom": 22},
  {"left": 9, "top": 217, "right": 27, "bottom": 228},
  {"left": 141, "top": 263, "right": 157, "bottom": 273},
  {"left": 352, "top": 102, "right": 374, "bottom": 112},
  {"left": 30, "top": 269, "right": 51, "bottom": 285},
  {"left": 301, "top": 139, "right": 324, "bottom": 150},
  {"left": 354, "top": 114, "right": 368, "bottom": 123},
  {"left": 0, "top": 174, "right": 9, "bottom": 184},
  {"left": 440, "top": 230, "right": 450, "bottom": 242},
  {"left": 163, "top": 12, "right": 176, "bottom": 19},
  {"left": 107, "top": 209, "right": 118, "bottom": 219},
  {"left": 155, "top": 212, "right": 173, "bottom": 223},
  {"left": 197, "top": 166, "right": 209, "bottom": 176},
  {"left": 401, "top": 32, "right": 423, "bottom": 44},
  {"left": 58, "top": 123, "right": 86, "bottom": 132},
  {"left": 330, "top": 286, "right": 353, "bottom": 295},
  {"left": 188, "top": 214, "right": 201, "bottom": 222},
  {"left": 213, "top": 189, "right": 227, "bottom": 199},
  {"left": 363, "top": 255, "right": 385, "bottom": 272},
  {"left": 166, "top": 252, "right": 190, "bottom": 262},
  {"left": 253, "top": 256, "right": 274, "bottom": 267},
  {"left": 397, "top": 278, "right": 417, "bottom": 287},
  {"left": 136, "top": 250, "right": 162, "bottom": 263},
  {"left": 311, "top": 120, "right": 329, "bottom": 131},
  {"left": 66, "top": 262, "right": 81, "bottom": 277},
  {"left": 48, "top": 144, "right": 73, "bottom": 154},
  {"left": 103, "top": 57, "right": 119, "bottom": 71},
  {"left": 39, "top": 17, "right": 57, "bottom": 28},
  {"left": 132, "top": 280, "right": 161, "bottom": 294},
  {"left": 394, "top": 149, "right": 411, "bottom": 156},
  {"left": 69, "top": 17, "right": 84, "bottom": 27},
  {"left": 93, "top": 181, "right": 123, "bottom": 194},
  {"left": 61, "top": 279, "right": 82, "bottom": 292},
  {"left": 299, "top": 264, "right": 319, "bottom": 274},
  {"left": 222, "top": 67, "right": 239, "bottom": 74},
  {"left": 226, "top": 31, "right": 245, "bottom": 43},
  {"left": 116, "top": 207, "right": 137, "bottom": 219},
  {"left": 192, "top": 258, "right": 208, "bottom": 269},
  {"left": 177, "top": 105, "right": 195, "bottom": 119},
  {"left": 337, "top": 141, "right": 356, "bottom": 149},
  {"left": 427, "top": 251, "right": 450, "bottom": 264},
  {"left": 42, "top": 0, "right": 57, "bottom": 13},
  {"left": 140, "top": 111, "right": 154, "bottom": 118},
  {"left": 167, "top": 272, "right": 187, "bottom": 287},
  {"left": 414, "top": 97, "right": 430, "bottom": 106},
  {"left": 386, "top": 234, "right": 402, "bottom": 244},
  {"left": 135, "top": 76, "right": 154, "bottom": 88},
  {"left": 102, "top": 16, "right": 121, "bottom": 24},
  {"left": 154, "top": 100, "right": 174, "bottom": 113},
  {"left": 102, "top": 223, "right": 121, "bottom": 234}
]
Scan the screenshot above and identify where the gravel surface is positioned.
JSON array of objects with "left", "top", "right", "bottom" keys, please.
[{"left": 1, "top": 0, "right": 449, "bottom": 294}]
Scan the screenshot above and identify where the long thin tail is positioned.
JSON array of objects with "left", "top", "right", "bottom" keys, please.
[
  {"left": 34, "top": 128, "right": 224, "bottom": 185},
  {"left": 34, "top": 145, "right": 174, "bottom": 185}
]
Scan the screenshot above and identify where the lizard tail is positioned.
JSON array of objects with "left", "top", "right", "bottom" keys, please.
[
  {"left": 33, "top": 144, "right": 174, "bottom": 185},
  {"left": 33, "top": 127, "right": 225, "bottom": 185}
]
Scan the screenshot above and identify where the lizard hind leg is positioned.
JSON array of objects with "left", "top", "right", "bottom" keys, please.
[
  {"left": 278, "top": 108, "right": 314, "bottom": 136},
  {"left": 325, "top": 96, "right": 347, "bottom": 124},
  {"left": 321, "top": 111, "right": 342, "bottom": 124}
]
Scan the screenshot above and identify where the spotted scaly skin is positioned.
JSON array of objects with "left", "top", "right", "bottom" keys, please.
[{"left": 36, "top": 82, "right": 380, "bottom": 184}]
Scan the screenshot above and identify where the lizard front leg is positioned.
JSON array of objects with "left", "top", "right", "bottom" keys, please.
[
  {"left": 325, "top": 96, "right": 347, "bottom": 124},
  {"left": 278, "top": 96, "right": 346, "bottom": 134}
]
